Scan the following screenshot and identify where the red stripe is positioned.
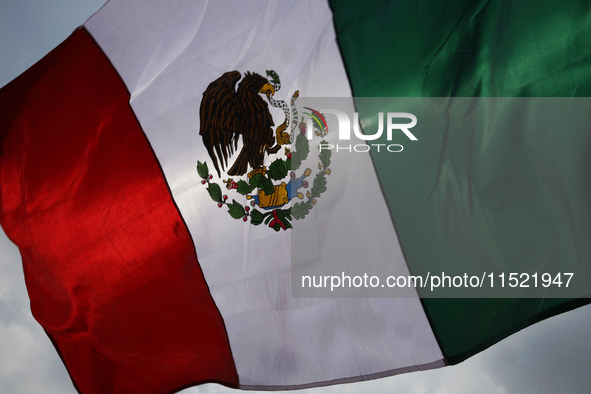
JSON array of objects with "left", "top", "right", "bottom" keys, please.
[{"left": 0, "top": 28, "right": 238, "bottom": 393}]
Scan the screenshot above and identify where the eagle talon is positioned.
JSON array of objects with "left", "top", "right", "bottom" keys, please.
[{"left": 248, "top": 167, "right": 267, "bottom": 179}]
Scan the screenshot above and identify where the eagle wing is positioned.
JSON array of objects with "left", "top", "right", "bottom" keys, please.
[
  {"left": 226, "top": 72, "right": 277, "bottom": 176},
  {"left": 199, "top": 71, "right": 243, "bottom": 177}
]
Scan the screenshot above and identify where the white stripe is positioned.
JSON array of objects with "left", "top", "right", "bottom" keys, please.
[{"left": 85, "top": 0, "right": 444, "bottom": 387}]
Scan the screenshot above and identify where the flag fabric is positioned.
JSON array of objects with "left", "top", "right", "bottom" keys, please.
[
  {"left": 0, "top": 0, "right": 590, "bottom": 393},
  {"left": 329, "top": 0, "right": 591, "bottom": 363}
]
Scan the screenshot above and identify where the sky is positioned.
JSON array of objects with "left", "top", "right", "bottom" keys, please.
[{"left": 1, "top": 1, "right": 591, "bottom": 393}]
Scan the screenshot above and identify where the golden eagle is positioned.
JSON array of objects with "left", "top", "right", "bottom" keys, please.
[{"left": 199, "top": 71, "right": 280, "bottom": 177}]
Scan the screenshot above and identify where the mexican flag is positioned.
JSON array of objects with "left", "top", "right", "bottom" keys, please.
[{"left": 1, "top": 0, "right": 590, "bottom": 393}]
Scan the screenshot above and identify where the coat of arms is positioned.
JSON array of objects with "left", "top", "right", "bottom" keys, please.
[{"left": 197, "top": 70, "right": 330, "bottom": 231}]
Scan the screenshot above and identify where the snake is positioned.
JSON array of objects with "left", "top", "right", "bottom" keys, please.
[
  {"left": 290, "top": 90, "right": 299, "bottom": 142},
  {"left": 266, "top": 70, "right": 294, "bottom": 145}
]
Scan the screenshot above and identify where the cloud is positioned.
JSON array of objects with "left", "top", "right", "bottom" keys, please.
[{"left": 481, "top": 306, "right": 591, "bottom": 394}]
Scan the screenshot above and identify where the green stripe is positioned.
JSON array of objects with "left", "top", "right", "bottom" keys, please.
[
  {"left": 330, "top": 0, "right": 591, "bottom": 97},
  {"left": 330, "top": 0, "right": 591, "bottom": 363}
]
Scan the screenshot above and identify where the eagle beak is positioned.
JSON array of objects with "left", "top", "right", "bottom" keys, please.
[{"left": 259, "top": 82, "right": 275, "bottom": 96}]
